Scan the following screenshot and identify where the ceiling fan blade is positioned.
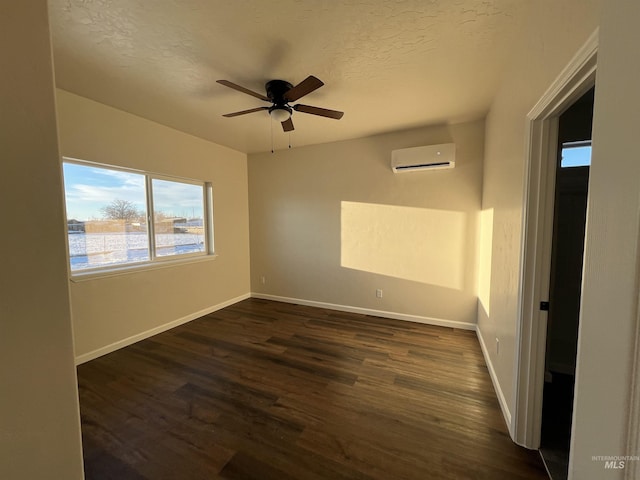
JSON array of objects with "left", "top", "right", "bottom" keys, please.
[
  {"left": 217, "top": 80, "right": 270, "bottom": 102},
  {"left": 222, "top": 106, "right": 269, "bottom": 117},
  {"left": 284, "top": 76, "right": 324, "bottom": 102},
  {"left": 281, "top": 117, "right": 294, "bottom": 132},
  {"left": 293, "top": 104, "right": 344, "bottom": 120}
]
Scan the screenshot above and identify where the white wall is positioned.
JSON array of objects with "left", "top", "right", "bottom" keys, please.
[
  {"left": 0, "top": 2, "right": 84, "bottom": 479},
  {"left": 249, "top": 120, "right": 484, "bottom": 327},
  {"left": 479, "top": 0, "right": 601, "bottom": 423},
  {"left": 56, "top": 90, "right": 251, "bottom": 361},
  {"left": 570, "top": 1, "right": 640, "bottom": 478}
]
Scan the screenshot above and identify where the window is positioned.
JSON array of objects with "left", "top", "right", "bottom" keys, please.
[
  {"left": 561, "top": 140, "right": 592, "bottom": 168},
  {"left": 62, "top": 159, "right": 213, "bottom": 274}
]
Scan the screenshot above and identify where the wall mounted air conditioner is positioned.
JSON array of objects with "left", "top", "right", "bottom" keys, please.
[{"left": 391, "top": 143, "right": 455, "bottom": 172}]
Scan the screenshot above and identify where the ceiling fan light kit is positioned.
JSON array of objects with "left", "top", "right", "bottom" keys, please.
[
  {"left": 269, "top": 106, "right": 291, "bottom": 122},
  {"left": 217, "top": 75, "right": 344, "bottom": 134}
]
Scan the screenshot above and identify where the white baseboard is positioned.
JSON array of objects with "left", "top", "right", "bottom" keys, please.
[
  {"left": 476, "top": 325, "right": 513, "bottom": 433},
  {"left": 251, "top": 293, "right": 476, "bottom": 331},
  {"left": 74, "top": 292, "right": 251, "bottom": 365}
]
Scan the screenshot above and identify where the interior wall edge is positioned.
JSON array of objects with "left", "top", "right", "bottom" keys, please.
[{"left": 75, "top": 292, "right": 251, "bottom": 364}]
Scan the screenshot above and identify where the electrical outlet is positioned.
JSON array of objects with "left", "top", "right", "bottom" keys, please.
[
  {"left": 376, "top": 289, "right": 383, "bottom": 298},
  {"left": 260, "top": 276, "right": 266, "bottom": 285},
  {"left": 496, "top": 338, "right": 500, "bottom": 355}
]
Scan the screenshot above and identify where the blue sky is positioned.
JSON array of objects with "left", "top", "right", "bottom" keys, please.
[
  {"left": 561, "top": 145, "right": 591, "bottom": 168},
  {"left": 152, "top": 179, "right": 204, "bottom": 219},
  {"left": 63, "top": 163, "right": 204, "bottom": 221}
]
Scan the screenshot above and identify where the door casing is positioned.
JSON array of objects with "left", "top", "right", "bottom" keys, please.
[{"left": 513, "top": 29, "right": 597, "bottom": 449}]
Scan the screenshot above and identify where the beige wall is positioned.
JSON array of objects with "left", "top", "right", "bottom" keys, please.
[
  {"left": 56, "top": 90, "right": 251, "bottom": 360},
  {"left": 249, "top": 120, "right": 484, "bottom": 326},
  {"left": 0, "top": 2, "right": 84, "bottom": 479},
  {"left": 479, "top": 0, "right": 601, "bottom": 421},
  {"left": 571, "top": 1, "right": 640, "bottom": 478}
]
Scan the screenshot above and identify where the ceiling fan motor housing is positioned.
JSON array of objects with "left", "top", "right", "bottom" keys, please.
[{"left": 266, "top": 80, "right": 293, "bottom": 106}]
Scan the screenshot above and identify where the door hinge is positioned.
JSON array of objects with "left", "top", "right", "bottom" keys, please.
[{"left": 540, "top": 301, "right": 550, "bottom": 311}]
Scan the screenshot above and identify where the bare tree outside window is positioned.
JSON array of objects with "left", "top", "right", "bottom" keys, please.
[{"left": 100, "top": 199, "right": 143, "bottom": 221}]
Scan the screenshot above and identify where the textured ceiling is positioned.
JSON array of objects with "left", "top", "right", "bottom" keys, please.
[{"left": 49, "top": 0, "right": 525, "bottom": 154}]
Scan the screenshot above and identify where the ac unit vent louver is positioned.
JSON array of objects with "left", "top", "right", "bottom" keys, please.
[{"left": 391, "top": 143, "right": 455, "bottom": 173}]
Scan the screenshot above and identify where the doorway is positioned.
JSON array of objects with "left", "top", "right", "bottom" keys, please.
[
  {"left": 513, "top": 30, "right": 597, "bottom": 452},
  {"left": 538, "top": 88, "right": 594, "bottom": 480}
]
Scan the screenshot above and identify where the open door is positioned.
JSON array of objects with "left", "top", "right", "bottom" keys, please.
[{"left": 539, "top": 88, "right": 593, "bottom": 480}]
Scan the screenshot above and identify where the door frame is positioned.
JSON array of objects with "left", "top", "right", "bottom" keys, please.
[{"left": 513, "top": 29, "right": 598, "bottom": 449}]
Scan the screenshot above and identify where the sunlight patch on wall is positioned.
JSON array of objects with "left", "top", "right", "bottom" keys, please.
[
  {"left": 477, "top": 208, "right": 494, "bottom": 316},
  {"left": 341, "top": 201, "right": 466, "bottom": 289}
]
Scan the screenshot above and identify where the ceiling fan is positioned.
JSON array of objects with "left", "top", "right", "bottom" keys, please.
[{"left": 217, "top": 75, "right": 344, "bottom": 132}]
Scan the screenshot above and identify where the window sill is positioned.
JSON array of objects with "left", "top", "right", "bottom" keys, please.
[{"left": 69, "top": 253, "right": 218, "bottom": 283}]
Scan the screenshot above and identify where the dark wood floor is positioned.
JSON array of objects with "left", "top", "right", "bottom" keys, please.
[{"left": 77, "top": 298, "right": 548, "bottom": 480}]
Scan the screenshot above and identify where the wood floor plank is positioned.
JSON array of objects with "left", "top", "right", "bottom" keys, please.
[{"left": 77, "top": 298, "right": 548, "bottom": 479}]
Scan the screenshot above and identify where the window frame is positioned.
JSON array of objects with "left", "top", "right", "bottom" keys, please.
[{"left": 62, "top": 157, "right": 215, "bottom": 279}]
